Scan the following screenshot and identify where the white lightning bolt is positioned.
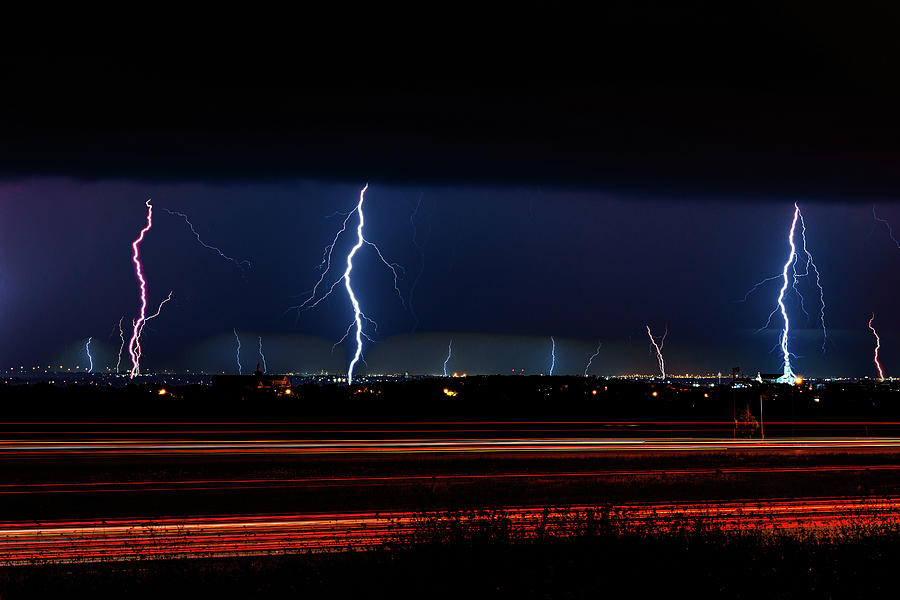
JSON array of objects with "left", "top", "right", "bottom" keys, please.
[
  {"left": 742, "top": 204, "right": 827, "bottom": 378},
  {"left": 85, "top": 337, "right": 93, "bottom": 373},
  {"left": 646, "top": 325, "right": 667, "bottom": 379},
  {"left": 115, "top": 317, "right": 125, "bottom": 374},
  {"left": 344, "top": 186, "right": 368, "bottom": 384},
  {"left": 774, "top": 205, "right": 800, "bottom": 382},
  {"left": 549, "top": 337, "right": 557, "bottom": 376},
  {"left": 234, "top": 329, "right": 242, "bottom": 375},
  {"left": 443, "top": 339, "right": 453, "bottom": 377},
  {"left": 258, "top": 336, "right": 267, "bottom": 374},
  {"left": 292, "top": 184, "right": 405, "bottom": 384}
]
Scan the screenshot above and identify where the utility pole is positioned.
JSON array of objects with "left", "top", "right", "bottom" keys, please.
[{"left": 759, "top": 392, "right": 765, "bottom": 440}]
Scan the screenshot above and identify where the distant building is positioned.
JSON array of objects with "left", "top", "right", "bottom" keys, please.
[
  {"left": 755, "top": 372, "right": 799, "bottom": 385},
  {"left": 211, "top": 363, "right": 292, "bottom": 397}
]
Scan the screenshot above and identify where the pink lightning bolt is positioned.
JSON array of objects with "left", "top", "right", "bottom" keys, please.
[
  {"left": 869, "top": 313, "right": 885, "bottom": 381},
  {"left": 128, "top": 199, "right": 153, "bottom": 378}
]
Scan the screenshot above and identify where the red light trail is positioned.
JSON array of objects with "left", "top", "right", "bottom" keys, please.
[
  {"left": 1, "top": 497, "right": 897, "bottom": 565},
  {"left": 0, "top": 437, "right": 898, "bottom": 457}
]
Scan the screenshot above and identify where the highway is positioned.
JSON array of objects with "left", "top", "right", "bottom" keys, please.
[
  {"left": 4, "top": 436, "right": 900, "bottom": 456},
  {"left": 0, "top": 421, "right": 897, "bottom": 564},
  {"left": 1, "top": 496, "right": 898, "bottom": 565}
]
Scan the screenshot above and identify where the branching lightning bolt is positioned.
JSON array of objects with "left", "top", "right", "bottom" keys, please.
[
  {"left": 549, "top": 337, "right": 557, "bottom": 376},
  {"left": 138, "top": 291, "right": 173, "bottom": 339},
  {"left": 292, "top": 184, "right": 405, "bottom": 384},
  {"left": 162, "top": 208, "right": 251, "bottom": 271},
  {"left": 128, "top": 199, "right": 153, "bottom": 378},
  {"left": 234, "top": 329, "right": 242, "bottom": 375},
  {"left": 772, "top": 206, "right": 800, "bottom": 382},
  {"left": 84, "top": 337, "right": 93, "bottom": 373},
  {"left": 646, "top": 325, "right": 666, "bottom": 379},
  {"left": 584, "top": 341, "right": 602, "bottom": 377},
  {"left": 258, "top": 336, "right": 267, "bottom": 374},
  {"left": 797, "top": 209, "right": 827, "bottom": 352},
  {"left": 129, "top": 291, "right": 174, "bottom": 373},
  {"left": 443, "top": 339, "right": 453, "bottom": 377},
  {"left": 869, "top": 313, "right": 885, "bottom": 381},
  {"left": 743, "top": 204, "right": 827, "bottom": 379}
]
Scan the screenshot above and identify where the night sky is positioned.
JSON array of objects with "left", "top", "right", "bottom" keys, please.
[
  {"left": 2, "top": 179, "right": 899, "bottom": 378},
  {"left": 5, "top": 7, "right": 900, "bottom": 378}
]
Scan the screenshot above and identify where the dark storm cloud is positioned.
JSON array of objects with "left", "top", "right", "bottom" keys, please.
[{"left": 4, "top": 3, "right": 900, "bottom": 198}]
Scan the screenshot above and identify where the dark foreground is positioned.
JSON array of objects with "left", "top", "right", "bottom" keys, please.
[
  {"left": 3, "top": 378, "right": 900, "bottom": 595},
  {"left": 3, "top": 512, "right": 900, "bottom": 599}
]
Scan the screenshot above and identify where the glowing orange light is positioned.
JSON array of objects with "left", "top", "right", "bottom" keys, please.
[
  {"left": 591, "top": 390, "right": 597, "bottom": 395},
  {"left": 157, "top": 389, "right": 166, "bottom": 395},
  {"left": 651, "top": 391, "right": 658, "bottom": 397},
  {"left": 284, "top": 389, "right": 292, "bottom": 395}
]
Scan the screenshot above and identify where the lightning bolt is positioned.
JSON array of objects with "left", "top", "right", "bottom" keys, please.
[
  {"left": 646, "top": 325, "right": 666, "bottom": 379},
  {"left": 234, "top": 329, "right": 242, "bottom": 375},
  {"left": 258, "top": 336, "right": 267, "bottom": 374},
  {"left": 584, "top": 341, "right": 602, "bottom": 377},
  {"left": 292, "top": 184, "right": 405, "bottom": 384},
  {"left": 138, "top": 291, "right": 173, "bottom": 339},
  {"left": 869, "top": 313, "right": 885, "bottom": 381},
  {"left": 743, "top": 204, "right": 827, "bottom": 380},
  {"left": 343, "top": 187, "right": 368, "bottom": 385},
  {"left": 84, "top": 337, "right": 93, "bottom": 373},
  {"left": 549, "top": 337, "right": 557, "bottom": 376},
  {"left": 443, "top": 338, "right": 452, "bottom": 377},
  {"left": 128, "top": 199, "right": 153, "bottom": 379},
  {"left": 873, "top": 205, "right": 900, "bottom": 248},
  {"left": 128, "top": 291, "right": 174, "bottom": 373},
  {"left": 796, "top": 208, "right": 827, "bottom": 352},
  {"left": 408, "top": 193, "right": 431, "bottom": 332},
  {"left": 162, "top": 208, "right": 251, "bottom": 270},
  {"left": 115, "top": 316, "right": 125, "bottom": 374},
  {"left": 773, "top": 205, "right": 800, "bottom": 382}
]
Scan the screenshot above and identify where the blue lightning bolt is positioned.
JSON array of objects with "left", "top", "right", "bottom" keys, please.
[
  {"left": 162, "top": 208, "right": 251, "bottom": 271},
  {"left": 292, "top": 184, "right": 406, "bottom": 384},
  {"left": 443, "top": 339, "right": 453, "bottom": 377},
  {"left": 234, "top": 329, "right": 242, "bottom": 375},
  {"left": 745, "top": 204, "right": 827, "bottom": 381},
  {"left": 84, "top": 337, "right": 93, "bottom": 373},
  {"left": 873, "top": 205, "right": 900, "bottom": 248},
  {"left": 741, "top": 203, "right": 827, "bottom": 374},
  {"left": 584, "top": 341, "right": 602, "bottom": 377},
  {"left": 796, "top": 209, "right": 827, "bottom": 352},
  {"left": 549, "top": 337, "right": 557, "bottom": 376},
  {"left": 258, "top": 336, "right": 267, "bottom": 374}
]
